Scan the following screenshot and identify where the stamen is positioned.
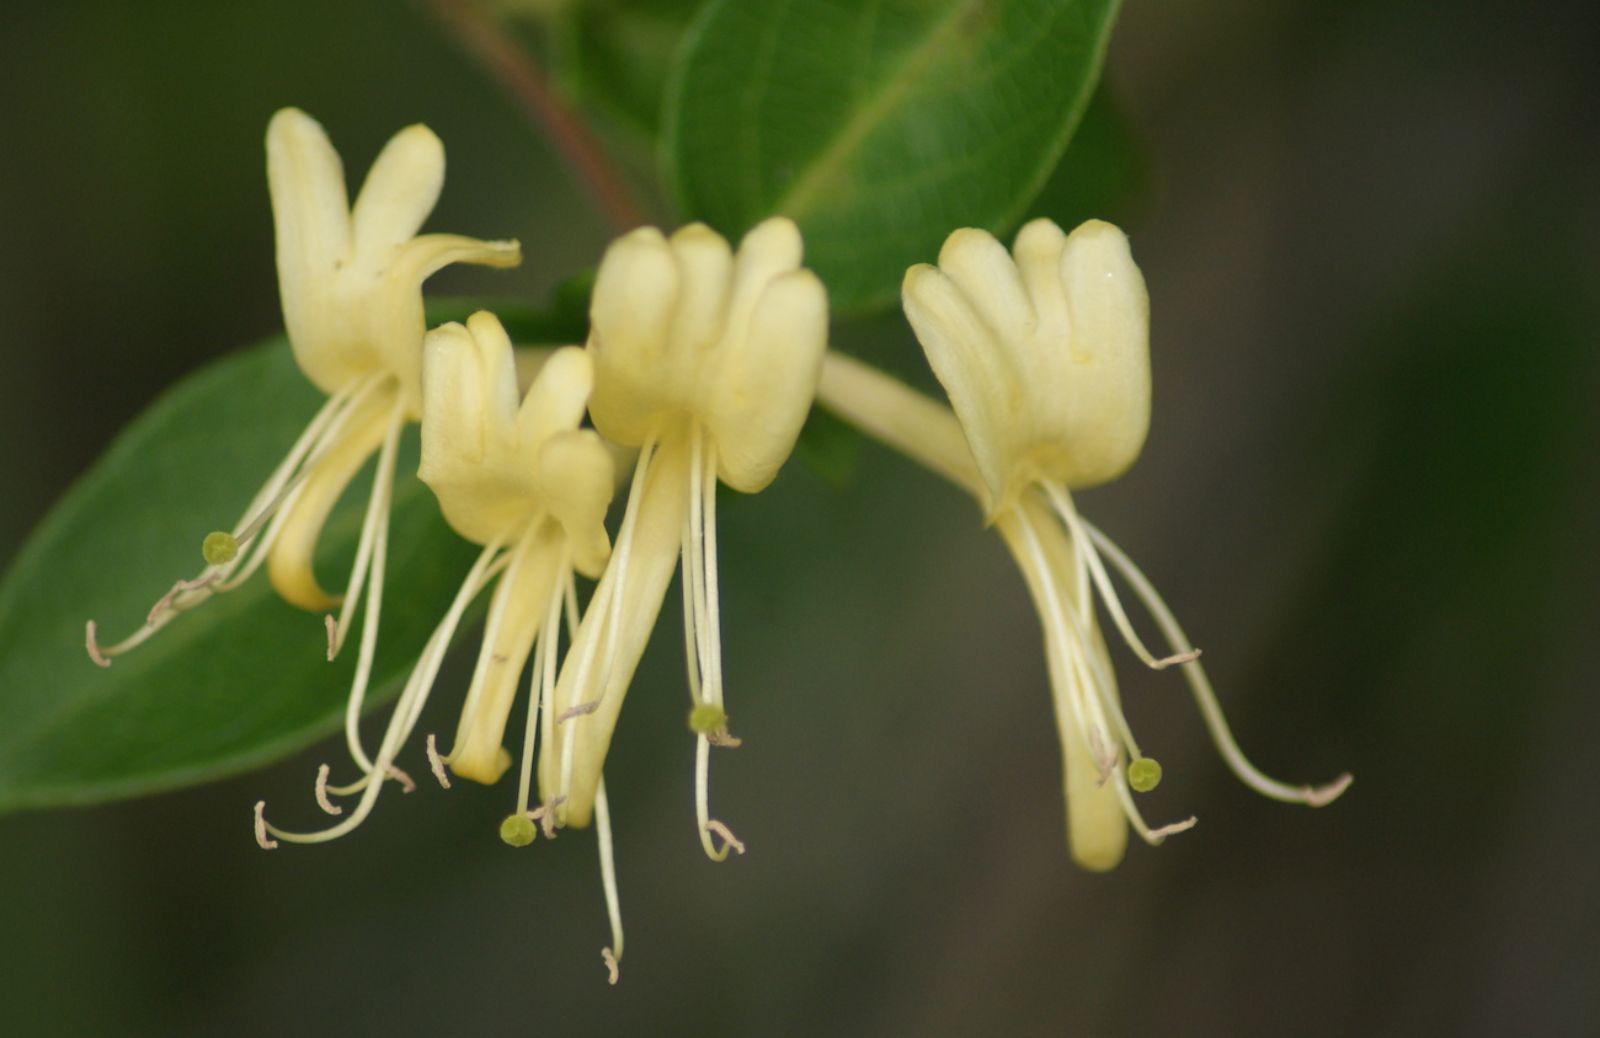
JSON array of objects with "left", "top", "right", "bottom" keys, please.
[
  {"left": 253, "top": 801, "right": 278, "bottom": 850},
  {"left": 1147, "top": 817, "right": 1199, "bottom": 840},
  {"left": 554, "top": 439, "right": 657, "bottom": 806},
  {"left": 322, "top": 763, "right": 415, "bottom": 800},
  {"left": 215, "top": 378, "right": 379, "bottom": 589},
  {"left": 593, "top": 438, "right": 656, "bottom": 709},
  {"left": 426, "top": 734, "right": 452, "bottom": 789},
  {"left": 681, "top": 504, "right": 705, "bottom": 704},
  {"left": 314, "top": 764, "right": 343, "bottom": 815},
  {"left": 259, "top": 541, "right": 501, "bottom": 846},
  {"left": 336, "top": 403, "right": 406, "bottom": 774},
  {"left": 515, "top": 556, "right": 566, "bottom": 818},
  {"left": 1012, "top": 508, "right": 1141, "bottom": 766},
  {"left": 86, "top": 377, "right": 378, "bottom": 667},
  {"left": 1087, "top": 724, "right": 1119, "bottom": 787},
  {"left": 324, "top": 614, "right": 338, "bottom": 661},
  {"left": 1301, "top": 773, "right": 1354, "bottom": 807},
  {"left": 1082, "top": 518, "right": 1353, "bottom": 808},
  {"left": 85, "top": 621, "right": 111, "bottom": 668},
  {"left": 602, "top": 948, "right": 620, "bottom": 986},
  {"left": 704, "top": 819, "right": 745, "bottom": 856},
  {"left": 595, "top": 777, "right": 624, "bottom": 980},
  {"left": 1110, "top": 770, "right": 1197, "bottom": 846},
  {"left": 529, "top": 797, "right": 565, "bottom": 840},
  {"left": 386, "top": 766, "right": 416, "bottom": 794},
  {"left": 326, "top": 399, "right": 405, "bottom": 663},
  {"left": 563, "top": 571, "right": 581, "bottom": 642},
  {"left": 211, "top": 484, "right": 303, "bottom": 593},
  {"left": 1043, "top": 483, "right": 1203, "bottom": 671},
  {"left": 686, "top": 427, "right": 737, "bottom": 861},
  {"left": 699, "top": 434, "right": 725, "bottom": 712},
  {"left": 147, "top": 572, "right": 222, "bottom": 627},
  {"left": 445, "top": 532, "right": 527, "bottom": 770},
  {"left": 234, "top": 377, "right": 377, "bottom": 548}
]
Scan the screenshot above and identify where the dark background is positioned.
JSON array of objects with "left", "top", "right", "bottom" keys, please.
[{"left": 3, "top": 1, "right": 1598, "bottom": 1034}]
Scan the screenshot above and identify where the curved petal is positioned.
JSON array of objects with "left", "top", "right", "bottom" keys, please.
[
  {"left": 712, "top": 268, "right": 828, "bottom": 492},
  {"left": 666, "top": 223, "right": 734, "bottom": 357},
  {"left": 537, "top": 430, "right": 615, "bottom": 578},
  {"left": 517, "top": 345, "right": 594, "bottom": 451},
  {"left": 350, "top": 123, "right": 445, "bottom": 260},
  {"left": 267, "top": 108, "right": 351, "bottom": 286},
  {"left": 391, "top": 232, "right": 522, "bottom": 288},
  {"left": 937, "top": 227, "right": 1035, "bottom": 351},
  {"left": 1055, "top": 220, "right": 1150, "bottom": 487},
  {"left": 449, "top": 527, "right": 565, "bottom": 785},
  {"left": 1012, "top": 218, "right": 1071, "bottom": 337},
  {"left": 588, "top": 227, "right": 680, "bottom": 446},
  {"left": 420, "top": 321, "right": 489, "bottom": 484},
  {"left": 901, "top": 263, "right": 1014, "bottom": 508},
  {"left": 268, "top": 388, "right": 396, "bottom": 610},
  {"left": 726, "top": 216, "right": 803, "bottom": 339}
]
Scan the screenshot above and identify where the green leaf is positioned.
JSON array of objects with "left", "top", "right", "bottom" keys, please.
[
  {"left": 552, "top": 0, "right": 709, "bottom": 144},
  {"left": 0, "top": 304, "right": 556, "bottom": 813},
  {"left": 664, "top": 0, "right": 1121, "bottom": 312}
]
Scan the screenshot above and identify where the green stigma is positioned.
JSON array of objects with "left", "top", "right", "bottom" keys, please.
[
  {"left": 499, "top": 814, "right": 536, "bottom": 847},
  {"left": 201, "top": 531, "right": 239, "bottom": 566},
  {"left": 688, "top": 703, "right": 728, "bottom": 735},
  {"left": 1128, "top": 756, "right": 1163, "bottom": 793}
]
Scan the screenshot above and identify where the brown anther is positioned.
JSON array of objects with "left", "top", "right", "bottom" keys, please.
[
  {"left": 602, "top": 947, "right": 620, "bottom": 986},
  {"left": 528, "top": 795, "right": 567, "bottom": 839},
  {"left": 705, "top": 819, "right": 745, "bottom": 856},
  {"left": 558, "top": 699, "right": 601, "bottom": 724},
  {"left": 147, "top": 572, "right": 220, "bottom": 627},
  {"left": 253, "top": 801, "right": 279, "bottom": 850},
  {"left": 1148, "top": 816, "right": 1198, "bottom": 841},
  {"left": 324, "top": 615, "right": 339, "bottom": 661},
  {"left": 314, "top": 763, "right": 343, "bottom": 815},
  {"left": 387, "top": 765, "right": 417, "bottom": 793},
  {"left": 425, "top": 734, "right": 452, "bottom": 789},
  {"left": 707, "top": 726, "right": 743, "bottom": 748},
  {"left": 1303, "top": 772, "right": 1354, "bottom": 807},
  {"left": 1088, "top": 726, "right": 1119, "bottom": 788},
  {"left": 85, "top": 621, "right": 112, "bottom": 668},
  {"left": 1151, "top": 647, "right": 1203, "bottom": 669}
]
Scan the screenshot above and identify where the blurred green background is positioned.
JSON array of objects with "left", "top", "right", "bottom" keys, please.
[{"left": 2, "top": 1, "right": 1598, "bottom": 1034}]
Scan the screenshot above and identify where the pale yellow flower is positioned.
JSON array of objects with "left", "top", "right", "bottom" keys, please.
[
  {"left": 820, "top": 218, "right": 1350, "bottom": 871},
  {"left": 256, "top": 311, "right": 624, "bottom": 971},
  {"left": 255, "top": 315, "right": 601, "bottom": 797},
  {"left": 88, "top": 109, "right": 520, "bottom": 681},
  {"left": 538, "top": 218, "right": 828, "bottom": 863}
]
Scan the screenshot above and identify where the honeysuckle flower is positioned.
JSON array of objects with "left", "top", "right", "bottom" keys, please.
[
  {"left": 87, "top": 109, "right": 520, "bottom": 766},
  {"left": 256, "top": 312, "right": 623, "bottom": 963},
  {"left": 536, "top": 218, "right": 827, "bottom": 863},
  {"left": 816, "top": 218, "right": 1349, "bottom": 871}
]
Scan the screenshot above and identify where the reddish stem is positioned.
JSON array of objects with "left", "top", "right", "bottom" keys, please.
[{"left": 428, "top": 0, "right": 647, "bottom": 233}]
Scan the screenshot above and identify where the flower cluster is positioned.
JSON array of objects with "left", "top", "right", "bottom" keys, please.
[
  {"left": 86, "top": 110, "right": 1347, "bottom": 980},
  {"left": 87, "top": 110, "right": 829, "bottom": 982}
]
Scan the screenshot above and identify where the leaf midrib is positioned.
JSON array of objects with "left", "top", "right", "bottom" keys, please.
[{"left": 772, "top": 0, "right": 985, "bottom": 220}]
